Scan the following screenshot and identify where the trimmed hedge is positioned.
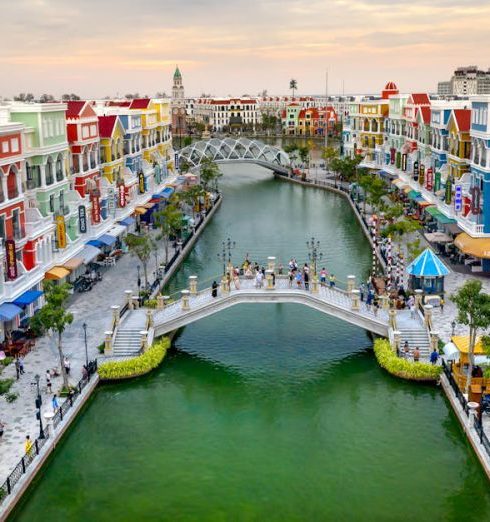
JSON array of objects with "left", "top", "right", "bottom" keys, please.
[
  {"left": 98, "top": 337, "right": 170, "bottom": 381},
  {"left": 374, "top": 338, "right": 442, "bottom": 382}
]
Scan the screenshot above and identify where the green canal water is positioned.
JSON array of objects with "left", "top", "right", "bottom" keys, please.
[{"left": 10, "top": 166, "right": 490, "bottom": 521}]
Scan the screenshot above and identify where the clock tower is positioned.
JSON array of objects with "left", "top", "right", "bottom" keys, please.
[{"left": 172, "top": 65, "right": 186, "bottom": 138}]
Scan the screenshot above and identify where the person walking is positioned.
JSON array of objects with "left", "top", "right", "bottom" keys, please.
[
  {"left": 63, "top": 357, "right": 70, "bottom": 376},
  {"left": 320, "top": 268, "right": 327, "bottom": 287},
  {"left": 295, "top": 271, "right": 302, "bottom": 289},
  {"left": 24, "top": 435, "right": 33, "bottom": 456},
  {"left": 51, "top": 394, "right": 59, "bottom": 412},
  {"left": 440, "top": 298, "right": 444, "bottom": 313},
  {"left": 430, "top": 348, "right": 439, "bottom": 365},
  {"left": 288, "top": 270, "right": 293, "bottom": 288},
  {"left": 0, "top": 420, "right": 4, "bottom": 438},
  {"left": 46, "top": 370, "right": 52, "bottom": 394},
  {"left": 15, "top": 357, "right": 20, "bottom": 380},
  {"left": 413, "top": 346, "right": 420, "bottom": 362},
  {"left": 403, "top": 341, "right": 410, "bottom": 359},
  {"left": 329, "top": 274, "right": 336, "bottom": 288},
  {"left": 304, "top": 270, "right": 309, "bottom": 291},
  {"left": 373, "top": 297, "right": 379, "bottom": 317},
  {"left": 359, "top": 283, "right": 366, "bottom": 302},
  {"left": 19, "top": 357, "right": 25, "bottom": 375}
]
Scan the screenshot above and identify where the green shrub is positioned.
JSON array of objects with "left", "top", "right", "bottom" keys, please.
[
  {"left": 374, "top": 338, "right": 442, "bottom": 382},
  {"left": 0, "top": 357, "right": 13, "bottom": 368},
  {"left": 97, "top": 342, "right": 105, "bottom": 354},
  {"left": 0, "top": 378, "right": 14, "bottom": 395},
  {"left": 5, "top": 391, "right": 18, "bottom": 403},
  {"left": 98, "top": 337, "right": 170, "bottom": 381},
  {"left": 146, "top": 299, "right": 158, "bottom": 309}
]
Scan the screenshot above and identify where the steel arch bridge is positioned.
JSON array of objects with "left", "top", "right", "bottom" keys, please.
[{"left": 179, "top": 138, "right": 291, "bottom": 174}]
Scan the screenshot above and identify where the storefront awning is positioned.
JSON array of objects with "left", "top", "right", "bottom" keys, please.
[
  {"left": 434, "top": 213, "right": 457, "bottom": 225},
  {"left": 142, "top": 203, "right": 155, "bottom": 209},
  {"left": 108, "top": 225, "right": 126, "bottom": 238},
  {"left": 80, "top": 245, "right": 102, "bottom": 264},
  {"left": 13, "top": 290, "right": 43, "bottom": 307},
  {"left": 454, "top": 233, "right": 490, "bottom": 259},
  {"left": 119, "top": 217, "right": 135, "bottom": 227},
  {"left": 403, "top": 186, "right": 411, "bottom": 194},
  {"left": 407, "top": 190, "right": 421, "bottom": 201},
  {"left": 45, "top": 267, "right": 70, "bottom": 280},
  {"left": 134, "top": 207, "right": 147, "bottom": 215},
  {"left": 63, "top": 257, "right": 84, "bottom": 271},
  {"left": 0, "top": 303, "right": 22, "bottom": 321},
  {"left": 425, "top": 206, "right": 440, "bottom": 217},
  {"left": 451, "top": 335, "right": 485, "bottom": 355},
  {"left": 160, "top": 187, "right": 174, "bottom": 199}
]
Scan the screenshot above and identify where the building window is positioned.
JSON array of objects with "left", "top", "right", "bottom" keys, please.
[
  {"left": 7, "top": 168, "right": 18, "bottom": 199},
  {"left": 49, "top": 194, "right": 55, "bottom": 213},
  {"left": 0, "top": 215, "right": 4, "bottom": 240},
  {"left": 46, "top": 158, "right": 54, "bottom": 185},
  {"left": 10, "top": 138, "right": 19, "bottom": 153},
  {"left": 56, "top": 155, "right": 64, "bottom": 181},
  {"left": 59, "top": 190, "right": 65, "bottom": 213},
  {"left": 12, "top": 209, "right": 22, "bottom": 240},
  {"left": 1, "top": 141, "right": 9, "bottom": 153}
]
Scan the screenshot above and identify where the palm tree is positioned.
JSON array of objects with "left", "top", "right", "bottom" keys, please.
[{"left": 289, "top": 79, "right": 298, "bottom": 98}]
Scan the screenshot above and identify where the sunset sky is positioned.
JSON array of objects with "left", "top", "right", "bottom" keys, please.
[{"left": 2, "top": 0, "right": 490, "bottom": 98}]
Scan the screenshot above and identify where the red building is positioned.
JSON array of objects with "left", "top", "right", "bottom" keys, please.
[{"left": 66, "top": 101, "right": 101, "bottom": 198}]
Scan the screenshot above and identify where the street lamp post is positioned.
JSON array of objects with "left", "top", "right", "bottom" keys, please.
[
  {"left": 137, "top": 265, "right": 141, "bottom": 294},
  {"left": 306, "top": 237, "right": 323, "bottom": 276},
  {"left": 82, "top": 322, "right": 88, "bottom": 368},
  {"left": 451, "top": 320, "right": 456, "bottom": 337},
  {"left": 217, "top": 237, "right": 236, "bottom": 275},
  {"left": 33, "top": 374, "right": 45, "bottom": 439}
]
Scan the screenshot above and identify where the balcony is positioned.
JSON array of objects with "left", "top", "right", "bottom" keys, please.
[{"left": 25, "top": 208, "right": 54, "bottom": 239}]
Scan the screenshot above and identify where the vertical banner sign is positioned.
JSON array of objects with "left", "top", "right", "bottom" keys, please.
[
  {"left": 426, "top": 168, "right": 433, "bottom": 191},
  {"left": 434, "top": 171, "right": 441, "bottom": 192},
  {"left": 396, "top": 152, "right": 401, "bottom": 169},
  {"left": 56, "top": 215, "right": 67, "bottom": 249},
  {"left": 90, "top": 193, "right": 100, "bottom": 224},
  {"left": 419, "top": 164, "right": 425, "bottom": 186},
  {"left": 5, "top": 240, "right": 17, "bottom": 280},
  {"left": 78, "top": 205, "right": 87, "bottom": 234},
  {"left": 138, "top": 172, "right": 145, "bottom": 194},
  {"left": 390, "top": 148, "right": 396, "bottom": 164},
  {"left": 454, "top": 184, "right": 463, "bottom": 212},
  {"left": 107, "top": 187, "right": 115, "bottom": 217},
  {"left": 413, "top": 161, "right": 419, "bottom": 181},
  {"left": 470, "top": 186, "right": 481, "bottom": 215},
  {"left": 402, "top": 153, "right": 407, "bottom": 172},
  {"left": 445, "top": 178, "right": 452, "bottom": 204},
  {"left": 385, "top": 153, "right": 390, "bottom": 165},
  {"left": 174, "top": 152, "right": 180, "bottom": 171},
  {"left": 118, "top": 184, "right": 126, "bottom": 208}
]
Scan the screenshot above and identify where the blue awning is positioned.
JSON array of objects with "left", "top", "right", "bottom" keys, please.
[
  {"left": 0, "top": 303, "right": 22, "bottom": 321},
  {"left": 13, "top": 290, "right": 43, "bottom": 307},
  {"left": 160, "top": 187, "right": 174, "bottom": 199},
  {"left": 407, "top": 248, "right": 450, "bottom": 277},
  {"left": 87, "top": 239, "right": 103, "bottom": 248},
  {"left": 119, "top": 217, "right": 135, "bottom": 227},
  {"left": 98, "top": 234, "right": 117, "bottom": 247}
]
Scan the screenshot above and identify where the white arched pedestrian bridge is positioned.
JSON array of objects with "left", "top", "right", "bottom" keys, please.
[{"left": 179, "top": 138, "right": 291, "bottom": 175}]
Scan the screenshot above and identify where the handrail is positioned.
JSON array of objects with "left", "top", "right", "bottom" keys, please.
[{"left": 0, "top": 360, "right": 98, "bottom": 504}]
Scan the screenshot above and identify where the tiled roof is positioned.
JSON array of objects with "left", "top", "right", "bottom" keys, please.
[
  {"left": 419, "top": 106, "right": 431, "bottom": 124},
  {"left": 453, "top": 109, "right": 471, "bottom": 132},
  {"left": 410, "top": 93, "right": 430, "bottom": 105},
  {"left": 66, "top": 101, "right": 86, "bottom": 118},
  {"left": 129, "top": 98, "right": 152, "bottom": 109},
  {"left": 98, "top": 115, "right": 118, "bottom": 138}
]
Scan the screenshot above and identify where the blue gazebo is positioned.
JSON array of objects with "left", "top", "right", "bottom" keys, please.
[{"left": 406, "top": 248, "right": 449, "bottom": 294}]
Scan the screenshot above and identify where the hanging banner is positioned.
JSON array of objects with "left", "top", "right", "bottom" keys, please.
[
  {"left": 470, "top": 186, "right": 481, "bottom": 215},
  {"left": 454, "top": 184, "right": 463, "bottom": 212},
  {"left": 413, "top": 161, "right": 419, "bottom": 181},
  {"left": 56, "top": 215, "right": 67, "bottom": 249},
  {"left": 138, "top": 171, "right": 145, "bottom": 194},
  {"left": 90, "top": 193, "right": 100, "bottom": 224},
  {"left": 118, "top": 184, "right": 126, "bottom": 208},
  {"left": 402, "top": 153, "right": 407, "bottom": 172},
  {"left": 445, "top": 178, "right": 452, "bottom": 204},
  {"left": 434, "top": 171, "right": 441, "bottom": 192},
  {"left": 78, "top": 205, "right": 87, "bottom": 234},
  {"left": 426, "top": 168, "right": 433, "bottom": 191},
  {"left": 107, "top": 187, "right": 116, "bottom": 218},
  {"left": 419, "top": 164, "right": 425, "bottom": 186},
  {"left": 174, "top": 152, "right": 180, "bottom": 171},
  {"left": 5, "top": 239, "right": 17, "bottom": 280},
  {"left": 395, "top": 152, "right": 401, "bottom": 169}
]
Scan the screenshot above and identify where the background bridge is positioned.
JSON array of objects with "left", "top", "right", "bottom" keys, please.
[{"left": 179, "top": 138, "right": 291, "bottom": 174}]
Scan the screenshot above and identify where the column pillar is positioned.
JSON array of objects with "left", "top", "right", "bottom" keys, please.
[
  {"left": 104, "top": 331, "right": 113, "bottom": 355},
  {"left": 388, "top": 309, "right": 397, "bottom": 329},
  {"left": 311, "top": 276, "right": 319, "bottom": 294},
  {"left": 157, "top": 295, "right": 164, "bottom": 310},
  {"left": 347, "top": 275, "right": 356, "bottom": 292},
  {"left": 189, "top": 275, "right": 198, "bottom": 296},
  {"left": 265, "top": 270, "right": 274, "bottom": 289},
  {"left": 111, "top": 305, "right": 120, "bottom": 327},
  {"left": 351, "top": 289, "right": 360, "bottom": 311},
  {"left": 132, "top": 295, "right": 139, "bottom": 309},
  {"left": 414, "top": 289, "right": 423, "bottom": 309},
  {"left": 125, "top": 290, "right": 133, "bottom": 310},
  {"left": 139, "top": 330, "right": 148, "bottom": 352},
  {"left": 424, "top": 304, "right": 433, "bottom": 328},
  {"left": 393, "top": 330, "right": 402, "bottom": 353},
  {"left": 163, "top": 295, "right": 170, "bottom": 307},
  {"left": 430, "top": 331, "right": 439, "bottom": 352},
  {"left": 267, "top": 256, "right": 276, "bottom": 271},
  {"left": 181, "top": 289, "right": 190, "bottom": 311},
  {"left": 146, "top": 309, "right": 153, "bottom": 328}
]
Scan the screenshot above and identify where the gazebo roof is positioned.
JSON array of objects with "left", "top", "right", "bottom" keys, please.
[{"left": 406, "top": 248, "right": 449, "bottom": 277}]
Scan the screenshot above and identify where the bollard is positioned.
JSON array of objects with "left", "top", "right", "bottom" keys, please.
[
  {"left": 393, "top": 330, "right": 401, "bottom": 353},
  {"left": 146, "top": 309, "right": 153, "bottom": 328},
  {"left": 132, "top": 295, "right": 139, "bottom": 309},
  {"left": 181, "top": 290, "right": 190, "bottom": 311},
  {"left": 351, "top": 289, "right": 360, "bottom": 311},
  {"left": 347, "top": 275, "right": 356, "bottom": 292},
  {"left": 104, "top": 331, "right": 113, "bottom": 355},
  {"left": 414, "top": 289, "right": 423, "bottom": 309},
  {"left": 157, "top": 295, "right": 164, "bottom": 310},
  {"left": 388, "top": 309, "right": 397, "bottom": 329},
  {"left": 424, "top": 304, "right": 433, "bottom": 328},
  {"left": 139, "top": 330, "right": 148, "bottom": 352},
  {"left": 267, "top": 256, "right": 276, "bottom": 272},
  {"left": 430, "top": 331, "right": 439, "bottom": 352},
  {"left": 265, "top": 270, "right": 274, "bottom": 290},
  {"left": 189, "top": 276, "right": 198, "bottom": 296},
  {"left": 125, "top": 290, "right": 133, "bottom": 310},
  {"left": 111, "top": 305, "right": 120, "bottom": 327},
  {"left": 311, "top": 276, "right": 319, "bottom": 294}
]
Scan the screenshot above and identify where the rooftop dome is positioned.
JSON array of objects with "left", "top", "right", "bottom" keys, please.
[
  {"left": 382, "top": 81, "right": 399, "bottom": 99},
  {"left": 384, "top": 81, "right": 398, "bottom": 90}
]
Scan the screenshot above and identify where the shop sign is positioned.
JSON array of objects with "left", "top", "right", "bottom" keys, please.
[
  {"left": 78, "top": 205, "right": 87, "bottom": 234},
  {"left": 426, "top": 168, "right": 433, "bottom": 191},
  {"left": 139, "top": 171, "right": 145, "bottom": 194},
  {"left": 390, "top": 148, "right": 396, "bottom": 164},
  {"left": 90, "top": 193, "right": 100, "bottom": 224},
  {"left": 118, "top": 184, "right": 126, "bottom": 208},
  {"left": 419, "top": 164, "right": 425, "bottom": 186},
  {"left": 401, "top": 153, "right": 407, "bottom": 172},
  {"left": 174, "top": 152, "right": 180, "bottom": 171},
  {"left": 445, "top": 178, "right": 452, "bottom": 204},
  {"left": 107, "top": 187, "right": 116, "bottom": 217},
  {"left": 434, "top": 171, "right": 441, "bottom": 192},
  {"left": 395, "top": 152, "right": 401, "bottom": 169},
  {"left": 56, "top": 215, "right": 67, "bottom": 249},
  {"left": 454, "top": 184, "right": 463, "bottom": 212},
  {"left": 385, "top": 153, "right": 390, "bottom": 165},
  {"left": 470, "top": 186, "right": 481, "bottom": 215},
  {"left": 5, "top": 239, "right": 17, "bottom": 280},
  {"left": 413, "top": 161, "right": 419, "bottom": 181}
]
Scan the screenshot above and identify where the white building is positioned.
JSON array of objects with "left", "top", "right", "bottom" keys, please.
[{"left": 193, "top": 98, "right": 260, "bottom": 132}]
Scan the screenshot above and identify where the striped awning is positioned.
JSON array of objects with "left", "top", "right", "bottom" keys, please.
[
  {"left": 45, "top": 267, "right": 70, "bottom": 280},
  {"left": 63, "top": 257, "right": 84, "bottom": 271}
]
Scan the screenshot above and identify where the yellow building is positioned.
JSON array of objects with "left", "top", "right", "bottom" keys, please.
[
  {"left": 98, "top": 115, "right": 125, "bottom": 185},
  {"left": 357, "top": 100, "right": 389, "bottom": 162},
  {"left": 447, "top": 109, "right": 471, "bottom": 179}
]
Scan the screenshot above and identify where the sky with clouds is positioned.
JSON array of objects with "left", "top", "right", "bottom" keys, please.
[{"left": 1, "top": 0, "right": 490, "bottom": 98}]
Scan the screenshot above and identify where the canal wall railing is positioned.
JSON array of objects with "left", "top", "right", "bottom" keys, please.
[{"left": 0, "top": 361, "right": 98, "bottom": 519}]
